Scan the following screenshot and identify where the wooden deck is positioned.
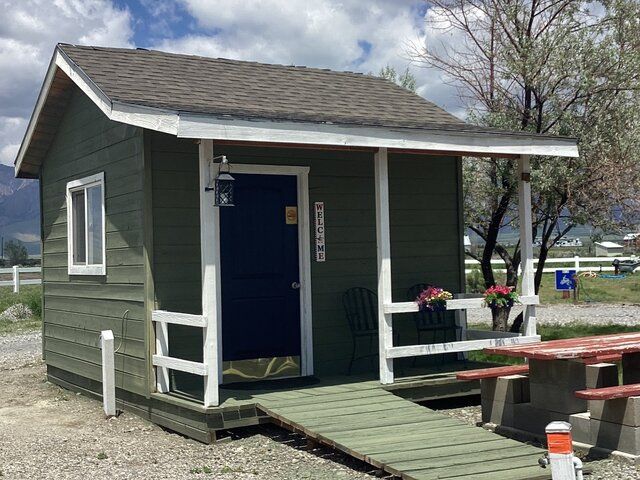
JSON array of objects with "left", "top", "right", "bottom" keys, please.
[{"left": 228, "top": 379, "right": 549, "bottom": 480}]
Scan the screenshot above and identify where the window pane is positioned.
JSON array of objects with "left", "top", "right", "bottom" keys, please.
[
  {"left": 72, "top": 190, "right": 86, "bottom": 264},
  {"left": 87, "top": 184, "right": 103, "bottom": 265}
]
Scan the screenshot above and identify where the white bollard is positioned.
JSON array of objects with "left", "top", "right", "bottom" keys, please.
[
  {"left": 545, "top": 421, "right": 577, "bottom": 480},
  {"left": 12, "top": 265, "right": 19, "bottom": 293},
  {"left": 100, "top": 330, "right": 116, "bottom": 418}
]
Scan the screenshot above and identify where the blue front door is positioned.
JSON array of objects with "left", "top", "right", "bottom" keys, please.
[{"left": 220, "top": 173, "right": 301, "bottom": 368}]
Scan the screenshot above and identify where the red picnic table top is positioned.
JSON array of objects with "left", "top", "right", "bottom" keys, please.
[{"left": 484, "top": 332, "right": 640, "bottom": 360}]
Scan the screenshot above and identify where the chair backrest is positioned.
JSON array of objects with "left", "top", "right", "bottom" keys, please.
[
  {"left": 342, "top": 287, "right": 378, "bottom": 335},
  {"left": 407, "top": 283, "right": 446, "bottom": 328}
]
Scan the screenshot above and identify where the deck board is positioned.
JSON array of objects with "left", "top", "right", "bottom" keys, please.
[{"left": 251, "top": 380, "right": 549, "bottom": 480}]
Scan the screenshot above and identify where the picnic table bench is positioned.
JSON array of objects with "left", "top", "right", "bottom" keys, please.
[{"left": 478, "top": 332, "right": 640, "bottom": 457}]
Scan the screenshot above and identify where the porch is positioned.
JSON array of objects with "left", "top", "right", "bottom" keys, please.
[{"left": 149, "top": 139, "right": 542, "bottom": 409}]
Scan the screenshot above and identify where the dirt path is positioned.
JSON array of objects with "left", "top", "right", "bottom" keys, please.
[{"left": 0, "top": 333, "right": 374, "bottom": 480}]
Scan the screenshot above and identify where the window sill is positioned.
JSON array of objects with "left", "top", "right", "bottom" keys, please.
[{"left": 68, "top": 265, "right": 106, "bottom": 276}]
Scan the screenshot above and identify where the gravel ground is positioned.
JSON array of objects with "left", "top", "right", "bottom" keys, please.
[
  {"left": 467, "top": 303, "right": 640, "bottom": 326},
  {"left": 0, "top": 331, "right": 378, "bottom": 480},
  {"left": 440, "top": 403, "right": 640, "bottom": 479},
  {"left": 3, "top": 312, "right": 640, "bottom": 479}
]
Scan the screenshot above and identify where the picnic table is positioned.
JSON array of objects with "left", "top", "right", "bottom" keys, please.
[
  {"left": 478, "top": 332, "right": 640, "bottom": 455},
  {"left": 485, "top": 332, "right": 640, "bottom": 384}
]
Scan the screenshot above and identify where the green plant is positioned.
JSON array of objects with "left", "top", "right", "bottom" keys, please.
[
  {"left": 96, "top": 452, "right": 108, "bottom": 460},
  {"left": 466, "top": 266, "right": 484, "bottom": 293},
  {"left": 4, "top": 240, "right": 28, "bottom": 266},
  {"left": 202, "top": 466, "right": 212, "bottom": 474}
]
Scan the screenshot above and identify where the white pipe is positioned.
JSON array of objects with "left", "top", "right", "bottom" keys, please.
[
  {"left": 100, "top": 330, "right": 116, "bottom": 418},
  {"left": 572, "top": 457, "right": 584, "bottom": 480}
]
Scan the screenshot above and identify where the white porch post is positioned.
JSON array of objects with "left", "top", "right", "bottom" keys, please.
[
  {"left": 518, "top": 155, "right": 537, "bottom": 336},
  {"left": 374, "top": 147, "right": 394, "bottom": 384},
  {"left": 199, "top": 139, "right": 222, "bottom": 407}
]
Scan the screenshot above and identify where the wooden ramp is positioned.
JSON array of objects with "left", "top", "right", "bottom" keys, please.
[{"left": 252, "top": 381, "right": 549, "bottom": 480}]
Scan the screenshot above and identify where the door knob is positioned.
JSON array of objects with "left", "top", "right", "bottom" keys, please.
[{"left": 291, "top": 282, "right": 301, "bottom": 289}]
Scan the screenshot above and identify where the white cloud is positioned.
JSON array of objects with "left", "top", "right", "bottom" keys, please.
[
  {"left": 0, "top": 0, "right": 133, "bottom": 166},
  {"left": 155, "top": 0, "right": 463, "bottom": 114},
  {"left": 0, "top": 0, "right": 470, "bottom": 168}
]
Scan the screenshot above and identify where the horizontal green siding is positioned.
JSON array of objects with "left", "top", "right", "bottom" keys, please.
[
  {"left": 41, "top": 87, "right": 147, "bottom": 397},
  {"left": 150, "top": 135, "right": 463, "bottom": 379}
]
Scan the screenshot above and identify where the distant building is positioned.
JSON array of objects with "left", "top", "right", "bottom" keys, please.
[
  {"left": 623, "top": 233, "right": 640, "bottom": 247},
  {"left": 595, "top": 241, "right": 624, "bottom": 257}
]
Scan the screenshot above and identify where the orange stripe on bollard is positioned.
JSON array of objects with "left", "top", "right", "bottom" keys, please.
[{"left": 547, "top": 432, "right": 573, "bottom": 454}]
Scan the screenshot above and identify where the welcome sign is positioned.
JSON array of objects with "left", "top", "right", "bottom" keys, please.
[{"left": 314, "top": 202, "right": 326, "bottom": 262}]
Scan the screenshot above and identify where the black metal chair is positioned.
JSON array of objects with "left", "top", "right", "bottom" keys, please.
[
  {"left": 407, "top": 283, "right": 464, "bottom": 367},
  {"left": 342, "top": 287, "right": 380, "bottom": 375}
]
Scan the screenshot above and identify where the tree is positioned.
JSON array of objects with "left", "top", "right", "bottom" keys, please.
[
  {"left": 379, "top": 64, "right": 418, "bottom": 92},
  {"left": 5, "top": 240, "right": 28, "bottom": 266},
  {"left": 411, "top": 0, "right": 640, "bottom": 330}
]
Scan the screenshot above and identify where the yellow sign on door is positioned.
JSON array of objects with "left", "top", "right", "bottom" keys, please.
[{"left": 285, "top": 206, "right": 298, "bottom": 225}]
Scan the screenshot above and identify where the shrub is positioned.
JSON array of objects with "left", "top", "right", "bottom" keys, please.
[{"left": 466, "top": 266, "right": 485, "bottom": 293}]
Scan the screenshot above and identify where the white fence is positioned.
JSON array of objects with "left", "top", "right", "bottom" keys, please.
[
  {"left": 465, "top": 256, "right": 635, "bottom": 275},
  {"left": 0, "top": 266, "right": 42, "bottom": 292}
]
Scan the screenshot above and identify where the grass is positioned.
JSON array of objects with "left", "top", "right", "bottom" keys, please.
[
  {"left": 0, "top": 285, "right": 42, "bottom": 336},
  {"left": 468, "top": 268, "right": 640, "bottom": 304},
  {"left": 538, "top": 273, "right": 640, "bottom": 304},
  {"left": 469, "top": 323, "right": 640, "bottom": 365}
]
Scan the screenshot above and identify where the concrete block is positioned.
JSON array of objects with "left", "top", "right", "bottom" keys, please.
[
  {"left": 530, "top": 382, "right": 588, "bottom": 414},
  {"left": 481, "top": 374, "right": 530, "bottom": 404},
  {"left": 586, "top": 363, "right": 619, "bottom": 389},
  {"left": 622, "top": 353, "right": 640, "bottom": 385},
  {"left": 511, "top": 402, "right": 571, "bottom": 435},
  {"left": 529, "top": 358, "right": 586, "bottom": 388},
  {"left": 569, "top": 412, "right": 591, "bottom": 444},
  {"left": 590, "top": 417, "right": 640, "bottom": 455},
  {"left": 590, "top": 396, "right": 640, "bottom": 427},
  {"left": 482, "top": 397, "right": 516, "bottom": 425}
]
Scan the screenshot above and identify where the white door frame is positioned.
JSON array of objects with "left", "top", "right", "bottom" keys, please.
[{"left": 216, "top": 163, "right": 314, "bottom": 378}]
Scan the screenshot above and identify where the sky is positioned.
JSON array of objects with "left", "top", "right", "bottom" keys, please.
[{"left": 0, "top": 0, "right": 464, "bottom": 167}]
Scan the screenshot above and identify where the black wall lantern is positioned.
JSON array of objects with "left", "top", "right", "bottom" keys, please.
[{"left": 206, "top": 155, "right": 235, "bottom": 207}]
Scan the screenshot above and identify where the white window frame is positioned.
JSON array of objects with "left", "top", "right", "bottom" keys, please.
[{"left": 66, "top": 172, "right": 106, "bottom": 276}]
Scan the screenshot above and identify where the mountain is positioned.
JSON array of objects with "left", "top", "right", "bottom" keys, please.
[{"left": 0, "top": 164, "right": 40, "bottom": 255}]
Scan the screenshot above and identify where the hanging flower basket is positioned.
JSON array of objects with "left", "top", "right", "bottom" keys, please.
[
  {"left": 415, "top": 286, "right": 453, "bottom": 312},
  {"left": 483, "top": 284, "right": 520, "bottom": 309},
  {"left": 483, "top": 285, "right": 520, "bottom": 331}
]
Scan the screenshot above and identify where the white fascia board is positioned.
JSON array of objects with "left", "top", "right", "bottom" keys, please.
[
  {"left": 15, "top": 47, "right": 180, "bottom": 177},
  {"left": 14, "top": 53, "right": 58, "bottom": 177},
  {"left": 177, "top": 114, "right": 580, "bottom": 158},
  {"left": 55, "top": 49, "right": 179, "bottom": 135}
]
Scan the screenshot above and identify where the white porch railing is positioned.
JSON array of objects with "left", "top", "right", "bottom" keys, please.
[
  {"left": 152, "top": 310, "right": 207, "bottom": 394},
  {"left": 374, "top": 150, "right": 540, "bottom": 385},
  {"left": 382, "top": 296, "right": 541, "bottom": 360}
]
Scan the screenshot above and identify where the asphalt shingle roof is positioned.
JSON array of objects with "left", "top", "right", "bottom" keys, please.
[{"left": 58, "top": 44, "right": 471, "bottom": 131}]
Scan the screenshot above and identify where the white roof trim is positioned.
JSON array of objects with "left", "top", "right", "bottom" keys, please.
[
  {"left": 15, "top": 46, "right": 579, "bottom": 177},
  {"left": 177, "top": 114, "right": 579, "bottom": 158}
]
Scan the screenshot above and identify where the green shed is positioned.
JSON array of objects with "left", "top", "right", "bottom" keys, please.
[{"left": 15, "top": 44, "right": 578, "bottom": 442}]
